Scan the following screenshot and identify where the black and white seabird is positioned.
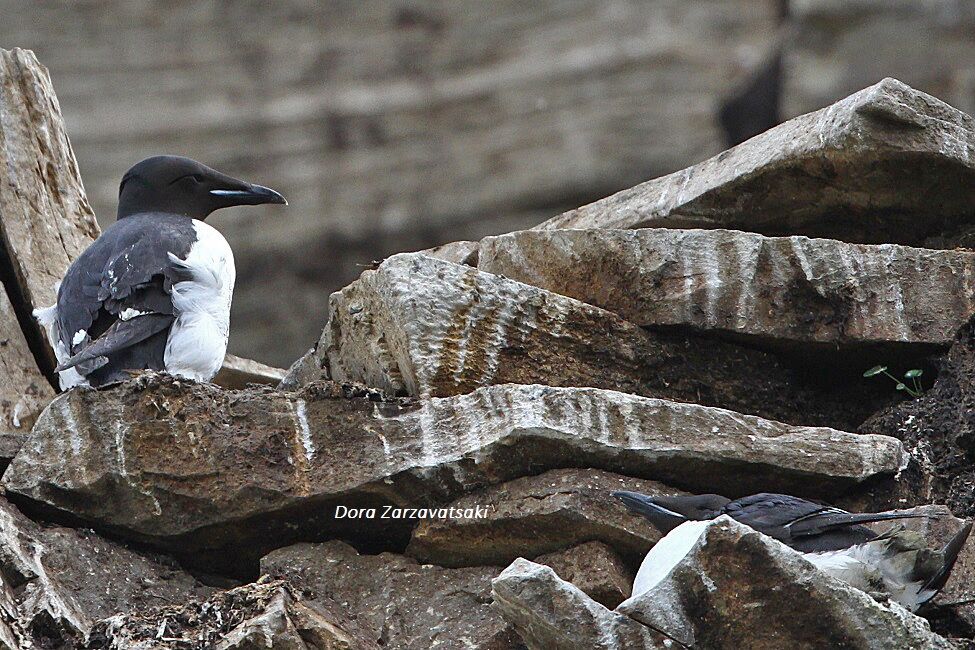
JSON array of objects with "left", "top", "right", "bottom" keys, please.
[
  {"left": 34, "top": 155, "right": 287, "bottom": 388},
  {"left": 618, "top": 491, "right": 972, "bottom": 611},
  {"left": 613, "top": 490, "right": 927, "bottom": 552}
]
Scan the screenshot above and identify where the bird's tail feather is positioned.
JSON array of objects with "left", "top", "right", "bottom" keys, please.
[
  {"left": 924, "top": 520, "right": 973, "bottom": 594},
  {"left": 832, "top": 511, "right": 930, "bottom": 528},
  {"left": 792, "top": 511, "right": 930, "bottom": 537},
  {"left": 56, "top": 314, "right": 173, "bottom": 373}
]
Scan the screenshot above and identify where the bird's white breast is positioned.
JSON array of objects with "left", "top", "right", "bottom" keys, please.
[
  {"left": 164, "top": 220, "right": 235, "bottom": 381},
  {"left": 629, "top": 519, "right": 710, "bottom": 600},
  {"left": 804, "top": 542, "right": 926, "bottom": 611}
]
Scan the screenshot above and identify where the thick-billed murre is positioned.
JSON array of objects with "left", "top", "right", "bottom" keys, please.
[
  {"left": 34, "top": 155, "right": 287, "bottom": 388},
  {"left": 617, "top": 491, "right": 972, "bottom": 611},
  {"left": 613, "top": 490, "right": 927, "bottom": 552}
]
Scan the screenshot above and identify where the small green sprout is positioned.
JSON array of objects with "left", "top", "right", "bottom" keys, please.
[{"left": 863, "top": 365, "right": 924, "bottom": 397}]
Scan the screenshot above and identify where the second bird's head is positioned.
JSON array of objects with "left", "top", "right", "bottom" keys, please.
[{"left": 117, "top": 155, "right": 287, "bottom": 220}]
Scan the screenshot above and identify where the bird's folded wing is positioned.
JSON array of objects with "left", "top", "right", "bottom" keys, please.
[
  {"left": 725, "top": 494, "right": 833, "bottom": 531},
  {"left": 57, "top": 231, "right": 190, "bottom": 361},
  {"left": 55, "top": 312, "right": 174, "bottom": 373}
]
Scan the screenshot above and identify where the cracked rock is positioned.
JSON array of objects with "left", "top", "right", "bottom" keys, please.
[
  {"left": 0, "top": 48, "right": 100, "bottom": 372},
  {"left": 534, "top": 542, "right": 633, "bottom": 610},
  {"left": 491, "top": 558, "right": 669, "bottom": 650},
  {"left": 317, "top": 252, "right": 895, "bottom": 428},
  {"left": 261, "top": 541, "right": 520, "bottom": 650}
]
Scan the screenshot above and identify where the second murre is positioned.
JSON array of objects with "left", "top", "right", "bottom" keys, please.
[{"left": 334, "top": 505, "right": 490, "bottom": 520}]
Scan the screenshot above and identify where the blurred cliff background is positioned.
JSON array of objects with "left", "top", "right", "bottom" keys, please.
[{"left": 2, "top": 0, "right": 974, "bottom": 367}]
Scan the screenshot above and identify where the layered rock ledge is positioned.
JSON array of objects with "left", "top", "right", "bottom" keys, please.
[
  {"left": 2, "top": 375, "right": 903, "bottom": 572},
  {"left": 479, "top": 228, "right": 975, "bottom": 349},
  {"left": 317, "top": 252, "right": 897, "bottom": 429},
  {"left": 406, "top": 468, "right": 678, "bottom": 568}
]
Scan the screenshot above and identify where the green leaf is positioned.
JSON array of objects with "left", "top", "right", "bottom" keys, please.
[
  {"left": 904, "top": 369, "right": 923, "bottom": 379},
  {"left": 896, "top": 383, "right": 907, "bottom": 391},
  {"left": 864, "top": 366, "right": 888, "bottom": 377}
]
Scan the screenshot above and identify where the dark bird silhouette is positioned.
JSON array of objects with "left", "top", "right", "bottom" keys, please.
[
  {"left": 617, "top": 490, "right": 972, "bottom": 611},
  {"left": 34, "top": 155, "right": 286, "bottom": 388},
  {"left": 613, "top": 491, "right": 925, "bottom": 552}
]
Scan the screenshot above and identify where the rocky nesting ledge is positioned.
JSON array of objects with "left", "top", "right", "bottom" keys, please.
[{"left": 2, "top": 50, "right": 975, "bottom": 647}]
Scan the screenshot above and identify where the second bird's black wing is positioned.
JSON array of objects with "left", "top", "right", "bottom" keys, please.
[
  {"left": 723, "top": 493, "right": 925, "bottom": 552},
  {"left": 722, "top": 494, "right": 836, "bottom": 538}
]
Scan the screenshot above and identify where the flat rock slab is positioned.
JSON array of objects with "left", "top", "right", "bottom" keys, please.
[
  {"left": 318, "top": 252, "right": 893, "bottom": 429},
  {"left": 492, "top": 558, "right": 669, "bottom": 650},
  {"left": 83, "top": 579, "right": 377, "bottom": 650},
  {"left": 407, "top": 468, "right": 681, "bottom": 568},
  {"left": 261, "top": 541, "right": 522, "bottom": 650},
  {"left": 479, "top": 228, "right": 975, "bottom": 349},
  {"left": 2, "top": 375, "right": 903, "bottom": 571},
  {"left": 0, "top": 284, "right": 54, "bottom": 440},
  {"left": 618, "top": 516, "right": 954, "bottom": 649},
  {"left": 0, "top": 48, "right": 99, "bottom": 372},
  {"left": 0, "top": 495, "right": 211, "bottom": 648},
  {"left": 535, "top": 78, "right": 975, "bottom": 247}
]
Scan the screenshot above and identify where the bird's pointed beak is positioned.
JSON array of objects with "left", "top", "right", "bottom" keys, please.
[
  {"left": 612, "top": 490, "right": 688, "bottom": 533},
  {"left": 210, "top": 182, "right": 288, "bottom": 206}
]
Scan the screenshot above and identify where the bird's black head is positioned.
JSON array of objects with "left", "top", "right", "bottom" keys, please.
[
  {"left": 117, "top": 155, "right": 287, "bottom": 220},
  {"left": 613, "top": 491, "right": 731, "bottom": 534}
]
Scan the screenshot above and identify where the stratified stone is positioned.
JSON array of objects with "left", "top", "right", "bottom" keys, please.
[
  {"left": 0, "top": 495, "right": 211, "bottom": 648},
  {"left": 317, "top": 252, "right": 894, "bottom": 429},
  {"left": 261, "top": 541, "right": 521, "bottom": 650},
  {"left": 407, "top": 469, "right": 680, "bottom": 568},
  {"left": 83, "top": 579, "right": 376, "bottom": 650},
  {"left": 492, "top": 558, "right": 668, "bottom": 650},
  {"left": 618, "top": 516, "right": 955, "bottom": 649},
  {"left": 0, "top": 48, "right": 100, "bottom": 372},
  {"left": 535, "top": 78, "right": 975, "bottom": 247},
  {"left": 479, "top": 228, "right": 975, "bottom": 349},
  {"left": 2, "top": 375, "right": 903, "bottom": 572},
  {"left": 535, "top": 542, "right": 632, "bottom": 610},
  {"left": 0, "top": 285, "right": 53, "bottom": 445}
]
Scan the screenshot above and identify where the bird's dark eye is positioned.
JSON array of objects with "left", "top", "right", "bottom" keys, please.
[{"left": 170, "top": 173, "right": 205, "bottom": 186}]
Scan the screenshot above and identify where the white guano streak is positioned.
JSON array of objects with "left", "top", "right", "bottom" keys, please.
[{"left": 294, "top": 399, "right": 314, "bottom": 462}]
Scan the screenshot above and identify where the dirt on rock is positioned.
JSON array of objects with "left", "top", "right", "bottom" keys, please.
[{"left": 860, "top": 313, "right": 975, "bottom": 517}]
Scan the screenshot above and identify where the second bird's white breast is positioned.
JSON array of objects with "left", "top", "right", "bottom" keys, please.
[{"left": 164, "top": 220, "right": 235, "bottom": 381}]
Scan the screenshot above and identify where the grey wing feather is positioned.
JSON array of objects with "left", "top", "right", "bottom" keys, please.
[{"left": 788, "top": 510, "right": 927, "bottom": 538}]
